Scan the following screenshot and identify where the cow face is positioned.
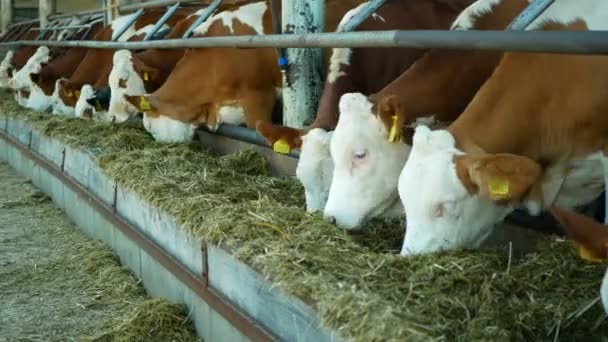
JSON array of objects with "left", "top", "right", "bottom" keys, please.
[
  {"left": 108, "top": 50, "right": 147, "bottom": 123},
  {"left": 75, "top": 84, "right": 106, "bottom": 120},
  {"left": 296, "top": 128, "right": 334, "bottom": 213},
  {"left": 324, "top": 93, "right": 409, "bottom": 230},
  {"left": 0, "top": 50, "right": 15, "bottom": 88},
  {"left": 58, "top": 79, "right": 80, "bottom": 107},
  {"left": 398, "top": 125, "right": 542, "bottom": 255}
]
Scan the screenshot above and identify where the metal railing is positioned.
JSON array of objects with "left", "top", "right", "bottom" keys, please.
[{"left": 1, "top": 30, "right": 608, "bottom": 55}]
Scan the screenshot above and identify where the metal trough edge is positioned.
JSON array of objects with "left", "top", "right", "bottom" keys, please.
[{"left": 0, "top": 129, "right": 276, "bottom": 342}]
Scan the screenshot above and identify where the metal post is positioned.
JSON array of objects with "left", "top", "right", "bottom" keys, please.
[
  {"left": 281, "top": 0, "right": 324, "bottom": 128},
  {"left": 507, "top": 0, "right": 555, "bottom": 30},
  {"left": 111, "top": 8, "right": 144, "bottom": 41},
  {"left": 182, "top": 0, "right": 222, "bottom": 39},
  {"left": 143, "top": 2, "right": 180, "bottom": 41},
  {"left": 39, "top": 0, "right": 53, "bottom": 29},
  {"left": 338, "top": 0, "right": 386, "bottom": 33},
  {"left": 106, "top": 0, "right": 119, "bottom": 24},
  {"left": 1, "top": 0, "right": 12, "bottom": 35}
]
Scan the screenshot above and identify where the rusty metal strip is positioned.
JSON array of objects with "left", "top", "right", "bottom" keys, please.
[{"left": 0, "top": 130, "right": 275, "bottom": 342}]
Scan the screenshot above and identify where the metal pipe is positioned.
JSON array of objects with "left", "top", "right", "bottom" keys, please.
[
  {"left": 507, "top": 0, "right": 555, "bottom": 30},
  {"left": 111, "top": 8, "right": 144, "bottom": 41},
  {"left": 32, "top": 24, "right": 92, "bottom": 31},
  {"left": 143, "top": 2, "right": 180, "bottom": 40},
  {"left": 118, "top": 0, "right": 197, "bottom": 12},
  {"left": 181, "top": 0, "right": 222, "bottom": 38},
  {"left": 3, "top": 30, "right": 608, "bottom": 54},
  {"left": 201, "top": 124, "right": 301, "bottom": 158},
  {"left": 338, "top": 0, "right": 386, "bottom": 33},
  {"left": 50, "top": 9, "right": 105, "bottom": 20}
]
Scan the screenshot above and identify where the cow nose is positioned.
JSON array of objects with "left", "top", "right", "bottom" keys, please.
[{"left": 324, "top": 215, "right": 336, "bottom": 225}]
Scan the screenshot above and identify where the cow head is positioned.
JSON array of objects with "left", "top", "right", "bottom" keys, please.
[
  {"left": 324, "top": 93, "right": 410, "bottom": 230},
  {"left": 108, "top": 49, "right": 158, "bottom": 123},
  {"left": 296, "top": 128, "right": 334, "bottom": 213},
  {"left": 550, "top": 206, "right": 608, "bottom": 314},
  {"left": 125, "top": 94, "right": 196, "bottom": 143},
  {"left": 398, "top": 125, "right": 542, "bottom": 255},
  {"left": 0, "top": 50, "right": 15, "bottom": 88},
  {"left": 75, "top": 84, "right": 104, "bottom": 120},
  {"left": 52, "top": 78, "right": 75, "bottom": 116},
  {"left": 58, "top": 79, "right": 81, "bottom": 107}
]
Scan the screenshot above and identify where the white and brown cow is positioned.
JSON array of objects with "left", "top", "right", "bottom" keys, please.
[
  {"left": 395, "top": 1, "right": 608, "bottom": 255},
  {"left": 256, "top": 0, "right": 476, "bottom": 212},
  {"left": 125, "top": 0, "right": 366, "bottom": 143}
]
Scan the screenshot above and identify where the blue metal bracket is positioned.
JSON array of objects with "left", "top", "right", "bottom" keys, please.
[
  {"left": 144, "top": 2, "right": 181, "bottom": 41},
  {"left": 182, "top": 0, "right": 222, "bottom": 39},
  {"left": 338, "top": 0, "right": 387, "bottom": 33},
  {"left": 507, "top": 0, "right": 555, "bottom": 30},
  {"left": 112, "top": 8, "right": 145, "bottom": 41}
]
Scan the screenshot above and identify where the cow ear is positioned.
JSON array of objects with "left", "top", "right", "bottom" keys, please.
[
  {"left": 255, "top": 120, "right": 305, "bottom": 151},
  {"left": 454, "top": 153, "right": 542, "bottom": 203},
  {"left": 374, "top": 95, "right": 405, "bottom": 143},
  {"left": 140, "top": 65, "right": 160, "bottom": 82},
  {"left": 551, "top": 206, "right": 608, "bottom": 262}
]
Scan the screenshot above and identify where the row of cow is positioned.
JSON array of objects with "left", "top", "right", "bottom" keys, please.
[{"left": 3, "top": 0, "right": 608, "bottom": 311}]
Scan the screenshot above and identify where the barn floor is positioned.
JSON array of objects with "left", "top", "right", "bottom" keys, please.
[{"left": 0, "top": 162, "right": 200, "bottom": 342}]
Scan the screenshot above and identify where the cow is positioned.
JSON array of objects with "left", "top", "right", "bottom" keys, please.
[
  {"left": 394, "top": 1, "right": 608, "bottom": 255},
  {"left": 322, "top": 0, "right": 537, "bottom": 229},
  {"left": 550, "top": 206, "right": 608, "bottom": 313},
  {"left": 124, "top": 0, "right": 366, "bottom": 143},
  {"left": 105, "top": 4, "right": 230, "bottom": 124},
  {"left": 55, "top": 7, "right": 201, "bottom": 118},
  {"left": 9, "top": 20, "right": 105, "bottom": 111}
]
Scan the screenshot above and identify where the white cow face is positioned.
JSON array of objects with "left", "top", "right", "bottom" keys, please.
[
  {"left": 324, "top": 93, "right": 409, "bottom": 230},
  {"left": 398, "top": 125, "right": 542, "bottom": 255},
  {"left": 108, "top": 49, "right": 145, "bottom": 123},
  {"left": 296, "top": 128, "right": 334, "bottom": 213},
  {"left": 75, "top": 84, "right": 102, "bottom": 120},
  {"left": 0, "top": 50, "right": 15, "bottom": 88}
]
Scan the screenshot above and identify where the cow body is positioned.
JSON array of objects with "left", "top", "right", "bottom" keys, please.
[
  {"left": 127, "top": 0, "right": 365, "bottom": 143},
  {"left": 397, "top": 0, "right": 608, "bottom": 255}
]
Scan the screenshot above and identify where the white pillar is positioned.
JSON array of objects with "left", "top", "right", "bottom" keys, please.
[
  {"left": 39, "top": 0, "right": 53, "bottom": 29},
  {"left": 281, "top": 0, "right": 325, "bottom": 128},
  {"left": 1, "top": 0, "right": 12, "bottom": 35}
]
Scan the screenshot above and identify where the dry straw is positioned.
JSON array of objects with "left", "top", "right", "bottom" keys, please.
[{"left": 2, "top": 92, "right": 607, "bottom": 340}]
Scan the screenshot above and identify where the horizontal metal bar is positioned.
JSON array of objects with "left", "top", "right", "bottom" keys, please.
[
  {"left": 0, "top": 129, "right": 276, "bottom": 342},
  {"left": 50, "top": 9, "right": 105, "bottom": 20},
  {"left": 118, "top": 0, "right": 198, "bottom": 12},
  {"left": 31, "top": 24, "right": 92, "bottom": 31},
  {"left": 2, "top": 30, "right": 608, "bottom": 54},
  {"left": 200, "top": 124, "right": 301, "bottom": 158}
]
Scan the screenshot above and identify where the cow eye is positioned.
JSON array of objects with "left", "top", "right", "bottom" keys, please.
[{"left": 354, "top": 150, "right": 367, "bottom": 159}]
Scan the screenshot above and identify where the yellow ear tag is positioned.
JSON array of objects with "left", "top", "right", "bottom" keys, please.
[
  {"left": 273, "top": 138, "right": 290, "bottom": 154},
  {"left": 388, "top": 114, "right": 400, "bottom": 143},
  {"left": 74, "top": 90, "right": 80, "bottom": 98},
  {"left": 139, "top": 96, "right": 151, "bottom": 111},
  {"left": 67, "top": 90, "right": 73, "bottom": 97},
  {"left": 575, "top": 243, "right": 608, "bottom": 263},
  {"left": 95, "top": 100, "right": 102, "bottom": 111},
  {"left": 143, "top": 71, "right": 149, "bottom": 81},
  {"left": 488, "top": 177, "right": 510, "bottom": 197}
]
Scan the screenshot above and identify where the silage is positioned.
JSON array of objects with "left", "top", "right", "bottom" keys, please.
[{"left": 2, "top": 92, "right": 607, "bottom": 340}]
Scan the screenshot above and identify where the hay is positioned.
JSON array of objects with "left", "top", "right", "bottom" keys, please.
[
  {"left": 2, "top": 93, "right": 607, "bottom": 340},
  {"left": 0, "top": 162, "right": 200, "bottom": 341}
]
